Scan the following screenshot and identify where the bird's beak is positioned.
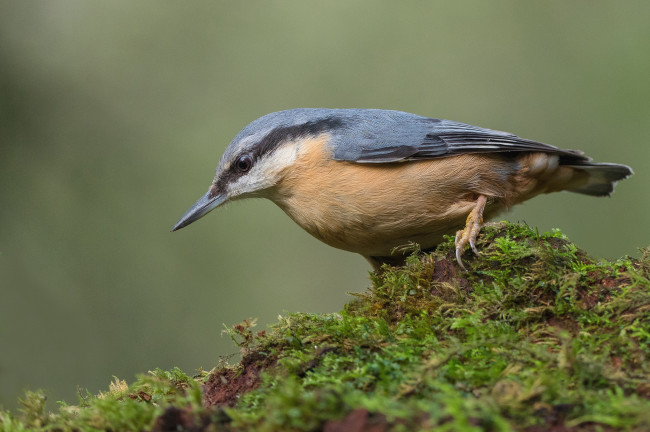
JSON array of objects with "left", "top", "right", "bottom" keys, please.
[{"left": 171, "top": 190, "right": 227, "bottom": 232}]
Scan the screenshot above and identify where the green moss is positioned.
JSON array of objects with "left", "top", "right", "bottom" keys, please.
[{"left": 2, "top": 222, "right": 650, "bottom": 431}]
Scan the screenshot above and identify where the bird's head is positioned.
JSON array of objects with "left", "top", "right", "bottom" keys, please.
[{"left": 171, "top": 109, "right": 345, "bottom": 231}]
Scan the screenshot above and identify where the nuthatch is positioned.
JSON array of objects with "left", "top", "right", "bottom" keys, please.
[{"left": 172, "top": 109, "right": 633, "bottom": 270}]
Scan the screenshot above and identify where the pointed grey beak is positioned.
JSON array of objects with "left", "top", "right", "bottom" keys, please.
[{"left": 171, "top": 191, "right": 227, "bottom": 232}]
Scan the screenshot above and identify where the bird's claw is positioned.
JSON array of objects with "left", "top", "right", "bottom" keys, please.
[
  {"left": 469, "top": 238, "right": 479, "bottom": 255},
  {"left": 454, "top": 195, "right": 487, "bottom": 270}
]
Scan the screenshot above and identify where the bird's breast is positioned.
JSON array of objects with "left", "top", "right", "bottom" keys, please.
[{"left": 269, "top": 135, "right": 519, "bottom": 256}]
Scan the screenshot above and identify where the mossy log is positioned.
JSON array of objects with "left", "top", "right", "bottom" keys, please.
[{"left": 2, "top": 222, "right": 649, "bottom": 431}]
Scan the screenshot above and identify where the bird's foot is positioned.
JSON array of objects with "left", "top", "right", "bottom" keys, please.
[{"left": 455, "top": 195, "right": 488, "bottom": 271}]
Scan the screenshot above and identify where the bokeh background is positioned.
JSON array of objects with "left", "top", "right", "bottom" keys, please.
[{"left": 1, "top": 1, "right": 649, "bottom": 410}]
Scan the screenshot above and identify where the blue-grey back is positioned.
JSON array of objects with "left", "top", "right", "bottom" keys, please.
[{"left": 225, "top": 108, "right": 586, "bottom": 165}]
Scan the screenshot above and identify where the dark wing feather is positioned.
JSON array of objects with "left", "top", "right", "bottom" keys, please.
[
  {"left": 418, "top": 133, "right": 587, "bottom": 159},
  {"left": 354, "top": 132, "right": 589, "bottom": 163}
]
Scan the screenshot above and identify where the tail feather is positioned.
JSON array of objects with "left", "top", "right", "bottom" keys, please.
[{"left": 564, "top": 162, "right": 633, "bottom": 197}]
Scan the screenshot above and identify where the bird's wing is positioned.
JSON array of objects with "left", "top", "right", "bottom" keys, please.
[{"left": 330, "top": 113, "right": 588, "bottom": 163}]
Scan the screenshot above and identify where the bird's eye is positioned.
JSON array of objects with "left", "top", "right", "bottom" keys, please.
[{"left": 235, "top": 155, "right": 253, "bottom": 173}]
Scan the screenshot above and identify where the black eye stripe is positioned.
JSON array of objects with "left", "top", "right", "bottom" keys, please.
[
  {"left": 214, "top": 117, "right": 346, "bottom": 192},
  {"left": 253, "top": 117, "right": 345, "bottom": 161}
]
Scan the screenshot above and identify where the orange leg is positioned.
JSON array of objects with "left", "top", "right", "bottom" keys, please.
[{"left": 454, "top": 195, "right": 487, "bottom": 270}]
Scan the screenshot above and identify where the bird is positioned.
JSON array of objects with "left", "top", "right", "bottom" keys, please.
[{"left": 171, "top": 108, "right": 633, "bottom": 270}]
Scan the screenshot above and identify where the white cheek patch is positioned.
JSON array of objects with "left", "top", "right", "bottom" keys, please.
[{"left": 256, "top": 141, "right": 301, "bottom": 177}]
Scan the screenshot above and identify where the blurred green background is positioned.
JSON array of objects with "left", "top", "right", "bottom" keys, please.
[{"left": 1, "top": 1, "right": 649, "bottom": 410}]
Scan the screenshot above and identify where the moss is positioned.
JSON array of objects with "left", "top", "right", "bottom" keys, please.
[{"left": 2, "top": 222, "right": 650, "bottom": 431}]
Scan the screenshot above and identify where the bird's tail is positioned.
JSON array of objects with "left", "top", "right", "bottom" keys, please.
[{"left": 563, "top": 162, "right": 633, "bottom": 197}]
